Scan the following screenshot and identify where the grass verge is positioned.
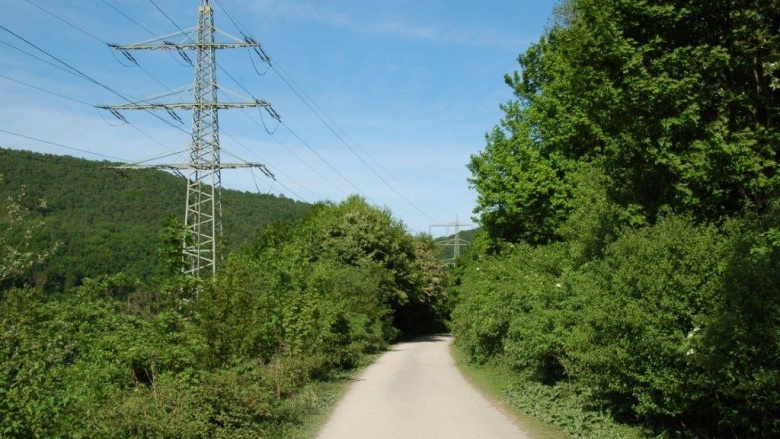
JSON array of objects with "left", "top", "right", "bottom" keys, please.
[
  {"left": 451, "top": 342, "right": 648, "bottom": 439},
  {"left": 451, "top": 343, "right": 568, "bottom": 439},
  {"left": 281, "top": 354, "right": 380, "bottom": 439}
]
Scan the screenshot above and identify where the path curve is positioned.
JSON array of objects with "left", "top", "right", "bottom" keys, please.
[{"left": 316, "top": 334, "right": 532, "bottom": 439}]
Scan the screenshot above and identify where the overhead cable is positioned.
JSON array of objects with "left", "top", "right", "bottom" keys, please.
[{"left": 0, "top": 128, "right": 128, "bottom": 161}]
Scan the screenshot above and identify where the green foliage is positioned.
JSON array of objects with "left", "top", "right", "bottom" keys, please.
[
  {"left": 0, "top": 279, "right": 205, "bottom": 438},
  {"left": 0, "top": 189, "right": 450, "bottom": 437},
  {"left": 452, "top": 239, "right": 578, "bottom": 381},
  {"left": 457, "top": 1, "right": 780, "bottom": 436},
  {"left": 0, "top": 175, "right": 58, "bottom": 287},
  {"left": 568, "top": 217, "right": 723, "bottom": 422},
  {"left": 453, "top": 214, "right": 780, "bottom": 437},
  {"left": 468, "top": 118, "right": 576, "bottom": 246},
  {"left": 289, "top": 196, "right": 448, "bottom": 337},
  {"left": 0, "top": 148, "right": 311, "bottom": 291},
  {"left": 470, "top": 0, "right": 780, "bottom": 247},
  {"left": 0, "top": 193, "right": 453, "bottom": 437},
  {"left": 504, "top": 380, "right": 645, "bottom": 439},
  {"left": 693, "top": 211, "right": 780, "bottom": 436}
]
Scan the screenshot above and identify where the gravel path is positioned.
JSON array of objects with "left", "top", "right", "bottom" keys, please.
[{"left": 316, "top": 334, "right": 533, "bottom": 439}]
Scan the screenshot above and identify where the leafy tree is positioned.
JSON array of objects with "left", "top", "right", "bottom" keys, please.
[
  {"left": 468, "top": 117, "right": 576, "bottom": 246},
  {"left": 154, "top": 216, "right": 199, "bottom": 312},
  {"left": 470, "top": 0, "right": 780, "bottom": 246},
  {"left": 0, "top": 176, "right": 58, "bottom": 288},
  {"left": 304, "top": 196, "right": 449, "bottom": 336}
]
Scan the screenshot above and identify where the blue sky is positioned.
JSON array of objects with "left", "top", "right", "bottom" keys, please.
[{"left": 0, "top": 0, "right": 558, "bottom": 234}]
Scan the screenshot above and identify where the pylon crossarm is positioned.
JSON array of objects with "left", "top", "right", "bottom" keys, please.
[
  {"left": 98, "top": 100, "right": 271, "bottom": 110},
  {"left": 108, "top": 28, "right": 198, "bottom": 49},
  {"left": 215, "top": 28, "right": 255, "bottom": 45},
  {"left": 106, "top": 162, "right": 270, "bottom": 171},
  {"left": 109, "top": 27, "right": 260, "bottom": 51},
  {"left": 109, "top": 86, "right": 193, "bottom": 106},
  {"left": 217, "top": 85, "right": 261, "bottom": 102},
  {"left": 112, "top": 42, "right": 260, "bottom": 50}
]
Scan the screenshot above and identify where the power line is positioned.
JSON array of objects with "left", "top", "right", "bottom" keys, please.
[
  {"left": 218, "top": 128, "right": 320, "bottom": 202},
  {"left": 0, "top": 25, "right": 116, "bottom": 97},
  {"left": 28, "top": 0, "right": 158, "bottom": 84},
  {"left": 0, "top": 24, "right": 193, "bottom": 138},
  {"left": 142, "top": 0, "right": 356, "bottom": 201},
  {"left": 243, "top": 110, "right": 347, "bottom": 197},
  {"left": 24, "top": 0, "right": 105, "bottom": 42},
  {"left": 0, "top": 73, "right": 91, "bottom": 106},
  {"left": 32, "top": 0, "right": 166, "bottom": 87},
  {"left": 207, "top": 2, "right": 377, "bottom": 204},
  {"left": 273, "top": 59, "right": 455, "bottom": 217},
  {"left": 209, "top": 1, "right": 444, "bottom": 221},
  {"left": 0, "top": 68, "right": 181, "bottom": 159},
  {"left": 280, "top": 120, "right": 373, "bottom": 202},
  {"left": 18, "top": 1, "right": 188, "bottom": 112},
  {"left": 147, "top": 0, "right": 190, "bottom": 37},
  {"left": 0, "top": 39, "right": 85, "bottom": 80},
  {"left": 213, "top": 0, "right": 252, "bottom": 37},
  {"left": 272, "top": 61, "right": 438, "bottom": 222},
  {"left": 0, "top": 128, "right": 127, "bottom": 161},
  {"left": 100, "top": 0, "right": 156, "bottom": 36}
]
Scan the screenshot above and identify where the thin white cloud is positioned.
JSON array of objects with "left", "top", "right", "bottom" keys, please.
[
  {"left": 242, "top": 0, "right": 528, "bottom": 49},
  {"left": 245, "top": 0, "right": 351, "bottom": 27}
]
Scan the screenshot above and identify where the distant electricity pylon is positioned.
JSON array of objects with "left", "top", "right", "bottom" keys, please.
[
  {"left": 429, "top": 217, "right": 474, "bottom": 263},
  {"left": 99, "top": 0, "right": 277, "bottom": 278}
]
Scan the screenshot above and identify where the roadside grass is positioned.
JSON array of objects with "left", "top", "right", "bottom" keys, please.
[
  {"left": 281, "top": 354, "right": 381, "bottom": 439},
  {"left": 451, "top": 343, "right": 648, "bottom": 439}
]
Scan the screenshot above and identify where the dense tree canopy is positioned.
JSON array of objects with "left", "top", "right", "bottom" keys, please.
[
  {"left": 469, "top": 0, "right": 780, "bottom": 245},
  {"left": 457, "top": 1, "right": 780, "bottom": 437}
]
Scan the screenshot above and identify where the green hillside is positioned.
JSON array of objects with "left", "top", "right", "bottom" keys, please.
[{"left": 0, "top": 148, "right": 311, "bottom": 290}]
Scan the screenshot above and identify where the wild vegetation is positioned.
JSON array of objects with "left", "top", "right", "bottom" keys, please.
[
  {"left": 0, "top": 157, "right": 448, "bottom": 437},
  {"left": 3, "top": 0, "right": 779, "bottom": 437},
  {"left": 453, "top": 0, "right": 779, "bottom": 437}
]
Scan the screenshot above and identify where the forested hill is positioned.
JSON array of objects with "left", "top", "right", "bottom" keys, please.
[{"left": 0, "top": 148, "right": 310, "bottom": 289}]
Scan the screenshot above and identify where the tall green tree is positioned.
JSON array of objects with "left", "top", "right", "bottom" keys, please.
[{"left": 470, "top": 0, "right": 780, "bottom": 245}]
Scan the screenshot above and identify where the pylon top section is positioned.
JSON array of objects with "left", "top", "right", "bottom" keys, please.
[{"left": 101, "top": 0, "right": 276, "bottom": 278}]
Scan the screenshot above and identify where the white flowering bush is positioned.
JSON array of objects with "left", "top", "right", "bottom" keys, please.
[{"left": 0, "top": 176, "right": 58, "bottom": 285}]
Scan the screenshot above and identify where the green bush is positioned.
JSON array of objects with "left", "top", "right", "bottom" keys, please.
[
  {"left": 691, "top": 215, "right": 780, "bottom": 436},
  {"left": 454, "top": 213, "right": 780, "bottom": 437},
  {"left": 0, "top": 196, "right": 448, "bottom": 437},
  {"left": 568, "top": 216, "right": 722, "bottom": 423}
]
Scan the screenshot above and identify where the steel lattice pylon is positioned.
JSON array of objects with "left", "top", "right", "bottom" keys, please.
[
  {"left": 100, "top": 0, "right": 277, "bottom": 278},
  {"left": 429, "top": 217, "right": 474, "bottom": 264},
  {"left": 186, "top": 1, "right": 221, "bottom": 276}
]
